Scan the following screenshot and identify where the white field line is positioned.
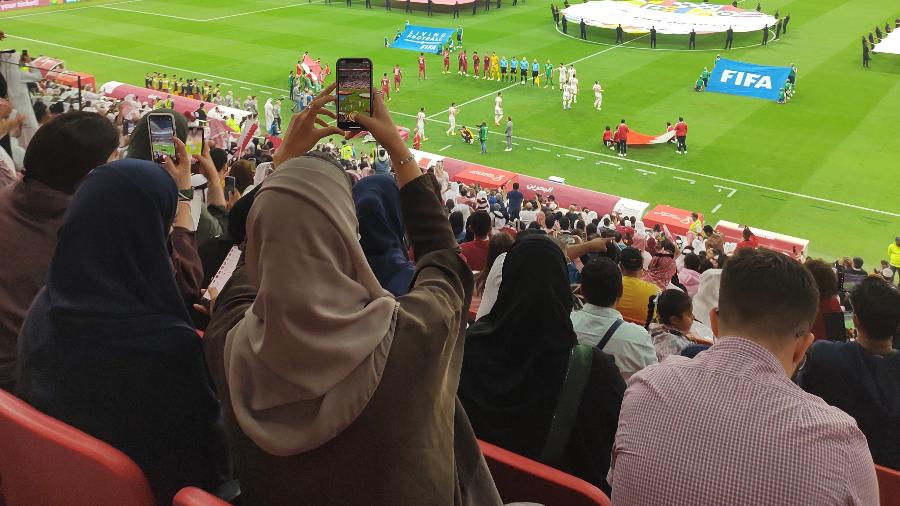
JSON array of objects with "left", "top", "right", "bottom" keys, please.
[
  {"left": 711, "top": 203, "right": 723, "bottom": 213},
  {"left": 0, "top": 0, "right": 142, "bottom": 20},
  {"left": 596, "top": 160, "right": 620, "bottom": 167},
  {"left": 673, "top": 176, "right": 696, "bottom": 184},
  {"left": 98, "top": 5, "right": 202, "bottom": 21},
  {"left": 204, "top": 0, "right": 326, "bottom": 21},
  {"left": 714, "top": 185, "right": 738, "bottom": 198},
  {"left": 8, "top": 34, "right": 895, "bottom": 219},
  {"left": 439, "top": 144, "right": 452, "bottom": 151},
  {"left": 635, "top": 168, "right": 656, "bottom": 175},
  {"left": 4, "top": 0, "right": 324, "bottom": 22}
]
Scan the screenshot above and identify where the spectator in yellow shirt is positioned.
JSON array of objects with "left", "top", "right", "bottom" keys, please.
[
  {"left": 616, "top": 246, "right": 660, "bottom": 323},
  {"left": 888, "top": 236, "right": 900, "bottom": 285},
  {"left": 689, "top": 212, "right": 703, "bottom": 236}
]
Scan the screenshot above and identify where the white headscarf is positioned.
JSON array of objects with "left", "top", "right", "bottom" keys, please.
[
  {"left": 692, "top": 268, "right": 722, "bottom": 326},
  {"left": 226, "top": 156, "right": 399, "bottom": 456}
]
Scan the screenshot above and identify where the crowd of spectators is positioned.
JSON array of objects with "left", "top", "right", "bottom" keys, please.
[{"left": 0, "top": 60, "right": 898, "bottom": 506}]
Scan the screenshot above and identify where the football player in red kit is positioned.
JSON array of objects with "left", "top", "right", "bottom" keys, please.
[
  {"left": 381, "top": 72, "right": 391, "bottom": 101},
  {"left": 417, "top": 52, "right": 427, "bottom": 80},
  {"left": 393, "top": 64, "right": 402, "bottom": 92}
]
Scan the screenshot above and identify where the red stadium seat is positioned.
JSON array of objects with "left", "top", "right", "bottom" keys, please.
[
  {"left": 173, "top": 487, "right": 232, "bottom": 506},
  {"left": 0, "top": 389, "right": 155, "bottom": 506},
  {"left": 478, "top": 439, "right": 612, "bottom": 506},
  {"left": 876, "top": 465, "right": 900, "bottom": 506}
]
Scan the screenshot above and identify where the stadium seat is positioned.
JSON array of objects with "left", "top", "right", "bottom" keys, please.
[
  {"left": 0, "top": 389, "right": 155, "bottom": 506},
  {"left": 477, "top": 439, "right": 612, "bottom": 506},
  {"left": 173, "top": 487, "right": 231, "bottom": 506},
  {"left": 876, "top": 465, "right": 900, "bottom": 506}
]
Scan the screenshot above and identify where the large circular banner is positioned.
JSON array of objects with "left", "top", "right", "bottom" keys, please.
[{"left": 561, "top": 0, "right": 777, "bottom": 35}]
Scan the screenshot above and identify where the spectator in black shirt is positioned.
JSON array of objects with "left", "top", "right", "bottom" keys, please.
[{"left": 798, "top": 277, "right": 900, "bottom": 470}]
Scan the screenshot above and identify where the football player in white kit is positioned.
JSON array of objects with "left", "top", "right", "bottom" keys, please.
[
  {"left": 570, "top": 72, "right": 579, "bottom": 104},
  {"left": 416, "top": 107, "right": 427, "bottom": 141},
  {"left": 592, "top": 81, "right": 603, "bottom": 110},
  {"left": 558, "top": 62, "right": 568, "bottom": 90},
  {"left": 567, "top": 64, "right": 576, "bottom": 83},
  {"left": 446, "top": 102, "right": 458, "bottom": 135},
  {"left": 562, "top": 82, "right": 572, "bottom": 110},
  {"left": 493, "top": 92, "right": 504, "bottom": 126}
]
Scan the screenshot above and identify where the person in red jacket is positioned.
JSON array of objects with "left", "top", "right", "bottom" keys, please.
[
  {"left": 735, "top": 227, "right": 759, "bottom": 250},
  {"left": 442, "top": 49, "right": 450, "bottom": 74},
  {"left": 473, "top": 51, "right": 481, "bottom": 79},
  {"left": 460, "top": 211, "right": 492, "bottom": 271},
  {"left": 674, "top": 117, "right": 688, "bottom": 154},
  {"left": 603, "top": 126, "right": 613, "bottom": 148},
  {"left": 616, "top": 119, "right": 629, "bottom": 157}
]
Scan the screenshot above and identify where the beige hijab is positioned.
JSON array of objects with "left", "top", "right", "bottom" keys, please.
[{"left": 225, "top": 155, "right": 399, "bottom": 457}]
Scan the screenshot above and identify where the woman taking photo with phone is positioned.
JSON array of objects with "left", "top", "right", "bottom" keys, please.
[{"left": 205, "top": 83, "right": 500, "bottom": 505}]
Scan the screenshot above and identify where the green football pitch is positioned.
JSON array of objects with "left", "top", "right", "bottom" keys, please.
[{"left": 2, "top": 0, "right": 898, "bottom": 263}]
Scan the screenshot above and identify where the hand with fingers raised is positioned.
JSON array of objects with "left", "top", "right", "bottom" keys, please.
[{"left": 273, "top": 82, "right": 345, "bottom": 168}]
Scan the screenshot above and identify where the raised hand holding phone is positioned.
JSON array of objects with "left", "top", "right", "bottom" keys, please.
[
  {"left": 335, "top": 58, "right": 373, "bottom": 131},
  {"left": 160, "top": 136, "right": 191, "bottom": 191}
]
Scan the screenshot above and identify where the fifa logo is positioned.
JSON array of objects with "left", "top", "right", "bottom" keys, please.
[{"left": 719, "top": 69, "right": 773, "bottom": 89}]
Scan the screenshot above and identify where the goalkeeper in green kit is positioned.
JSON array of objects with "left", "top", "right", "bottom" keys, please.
[{"left": 544, "top": 60, "right": 554, "bottom": 89}]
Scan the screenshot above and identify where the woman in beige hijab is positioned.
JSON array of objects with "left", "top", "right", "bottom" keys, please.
[{"left": 205, "top": 83, "right": 500, "bottom": 505}]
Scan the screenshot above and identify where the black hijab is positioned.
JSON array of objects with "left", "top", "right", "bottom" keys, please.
[
  {"left": 352, "top": 175, "right": 414, "bottom": 296},
  {"left": 16, "top": 159, "right": 226, "bottom": 504},
  {"left": 458, "top": 234, "right": 576, "bottom": 459}
]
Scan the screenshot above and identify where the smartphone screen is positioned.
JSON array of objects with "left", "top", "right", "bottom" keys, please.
[
  {"left": 123, "top": 120, "right": 134, "bottom": 136},
  {"left": 224, "top": 176, "right": 236, "bottom": 198},
  {"left": 186, "top": 126, "right": 204, "bottom": 156},
  {"left": 148, "top": 113, "right": 177, "bottom": 163},
  {"left": 336, "top": 58, "right": 372, "bottom": 131}
]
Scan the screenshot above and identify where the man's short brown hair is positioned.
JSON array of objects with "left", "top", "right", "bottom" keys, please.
[{"left": 719, "top": 248, "right": 819, "bottom": 340}]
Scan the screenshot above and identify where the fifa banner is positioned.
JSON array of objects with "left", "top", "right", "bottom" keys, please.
[
  {"left": 390, "top": 26, "right": 455, "bottom": 54},
  {"left": 706, "top": 58, "right": 791, "bottom": 102},
  {"left": 562, "top": 0, "right": 776, "bottom": 35}
]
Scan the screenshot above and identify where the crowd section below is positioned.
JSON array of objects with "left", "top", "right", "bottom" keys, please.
[{"left": 0, "top": 48, "right": 898, "bottom": 506}]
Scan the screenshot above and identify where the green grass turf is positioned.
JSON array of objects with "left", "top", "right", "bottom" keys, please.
[{"left": 3, "top": 0, "right": 899, "bottom": 263}]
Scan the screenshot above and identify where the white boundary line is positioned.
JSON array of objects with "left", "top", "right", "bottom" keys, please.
[
  {"left": 673, "top": 176, "right": 696, "bottom": 184},
  {"left": 98, "top": 4, "right": 202, "bottom": 21},
  {"left": 3, "top": 0, "right": 324, "bottom": 22},
  {"left": 6, "top": 34, "right": 896, "bottom": 219},
  {"left": 712, "top": 203, "right": 723, "bottom": 213},
  {"left": 204, "top": 1, "right": 325, "bottom": 21},
  {"left": 0, "top": 0, "right": 142, "bottom": 20}
]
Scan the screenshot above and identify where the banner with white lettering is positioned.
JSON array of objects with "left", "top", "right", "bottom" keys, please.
[
  {"left": 706, "top": 58, "right": 791, "bottom": 102},
  {"left": 390, "top": 25, "right": 455, "bottom": 54}
]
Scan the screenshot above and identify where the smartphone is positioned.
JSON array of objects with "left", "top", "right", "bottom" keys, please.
[
  {"left": 123, "top": 120, "right": 135, "bottom": 136},
  {"left": 224, "top": 175, "right": 236, "bottom": 199},
  {"left": 335, "top": 58, "right": 373, "bottom": 131},
  {"left": 186, "top": 126, "right": 204, "bottom": 156},
  {"left": 148, "top": 112, "right": 177, "bottom": 164}
]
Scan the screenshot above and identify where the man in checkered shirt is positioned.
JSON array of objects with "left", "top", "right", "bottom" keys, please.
[{"left": 609, "top": 248, "right": 879, "bottom": 505}]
